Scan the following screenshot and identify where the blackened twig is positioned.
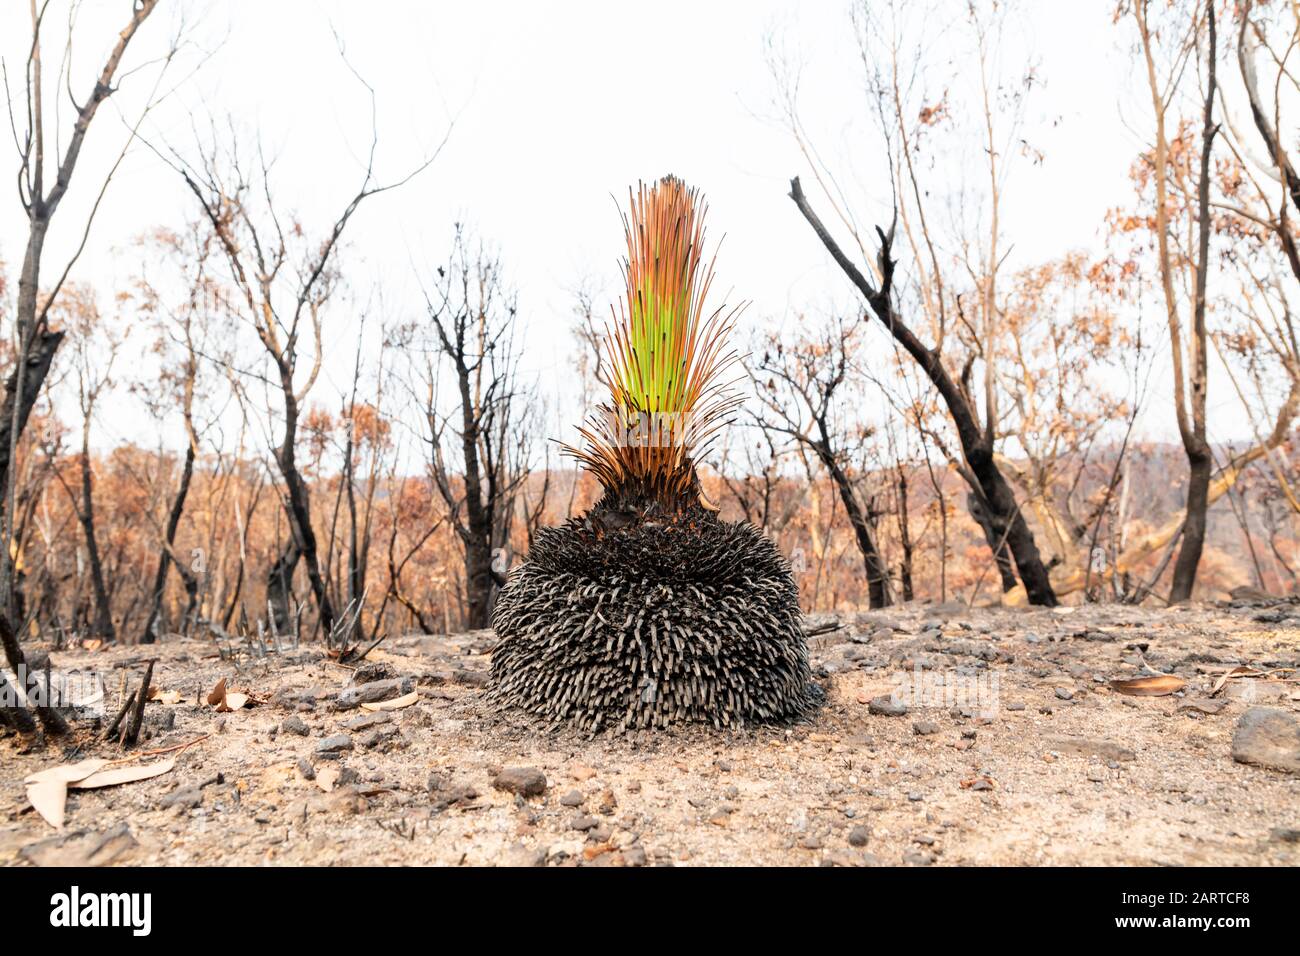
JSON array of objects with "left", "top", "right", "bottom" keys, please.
[{"left": 121, "top": 659, "right": 155, "bottom": 748}]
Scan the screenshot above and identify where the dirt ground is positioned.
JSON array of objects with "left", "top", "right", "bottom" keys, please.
[{"left": 2, "top": 599, "right": 1298, "bottom": 867}]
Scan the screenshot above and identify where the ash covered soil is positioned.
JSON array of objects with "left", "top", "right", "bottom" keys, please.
[{"left": 2, "top": 600, "right": 1298, "bottom": 867}]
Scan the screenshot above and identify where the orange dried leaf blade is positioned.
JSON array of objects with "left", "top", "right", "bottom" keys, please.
[
  {"left": 1109, "top": 675, "right": 1187, "bottom": 696},
  {"left": 205, "top": 677, "right": 227, "bottom": 706}
]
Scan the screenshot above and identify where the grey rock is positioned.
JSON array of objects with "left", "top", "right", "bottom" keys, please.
[
  {"left": 559, "top": 789, "right": 585, "bottom": 807},
  {"left": 493, "top": 766, "right": 548, "bottom": 797},
  {"left": 869, "top": 695, "right": 908, "bottom": 717},
  {"left": 1177, "top": 697, "right": 1228, "bottom": 715},
  {"left": 500, "top": 843, "right": 546, "bottom": 867},
  {"left": 848, "top": 825, "right": 870, "bottom": 847},
  {"left": 316, "top": 734, "right": 354, "bottom": 754},
  {"left": 622, "top": 845, "right": 648, "bottom": 866},
  {"left": 359, "top": 725, "right": 399, "bottom": 749},
  {"left": 1046, "top": 735, "right": 1135, "bottom": 763},
  {"left": 335, "top": 677, "right": 415, "bottom": 710},
  {"left": 342, "top": 711, "right": 392, "bottom": 731},
  {"left": 1231, "top": 707, "right": 1300, "bottom": 774},
  {"left": 912, "top": 720, "right": 940, "bottom": 736},
  {"left": 280, "top": 715, "right": 309, "bottom": 736},
  {"left": 159, "top": 786, "right": 202, "bottom": 810}
]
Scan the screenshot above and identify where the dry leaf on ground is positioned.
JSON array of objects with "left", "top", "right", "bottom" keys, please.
[
  {"left": 360, "top": 690, "right": 418, "bottom": 712},
  {"left": 1110, "top": 674, "right": 1187, "bottom": 697},
  {"left": 75, "top": 758, "right": 176, "bottom": 790},
  {"left": 1210, "top": 666, "right": 1263, "bottom": 696},
  {"left": 23, "top": 757, "right": 175, "bottom": 830},
  {"left": 315, "top": 766, "right": 340, "bottom": 793}
]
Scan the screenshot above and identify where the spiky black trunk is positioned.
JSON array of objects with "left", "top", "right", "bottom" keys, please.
[{"left": 490, "top": 506, "right": 816, "bottom": 732}]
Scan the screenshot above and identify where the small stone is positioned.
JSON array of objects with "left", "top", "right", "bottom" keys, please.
[
  {"left": 622, "top": 845, "right": 648, "bottom": 866},
  {"left": 559, "top": 789, "right": 585, "bottom": 807},
  {"left": 1231, "top": 707, "right": 1300, "bottom": 773},
  {"left": 335, "top": 677, "right": 415, "bottom": 710},
  {"left": 961, "top": 729, "right": 977, "bottom": 740},
  {"left": 159, "top": 786, "right": 202, "bottom": 810},
  {"left": 1178, "top": 698, "right": 1227, "bottom": 716},
  {"left": 903, "top": 851, "right": 935, "bottom": 865},
  {"left": 316, "top": 734, "right": 354, "bottom": 755},
  {"left": 341, "top": 711, "right": 392, "bottom": 731},
  {"left": 907, "top": 791, "right": 924, "bottom": 802},
  {"left": 280, "top": 715, "right": 309, "bottom": 736},
  {"left": 869, "top": 696, "right": 908, "bottom": 717},
  {"left": 1054, "top": 687, "right": 1075, "bottom": 701},
  {"left": 358, "top": 726, "right": 399, "bottom": 749},
  {"left": 501, "top": 843, "right": 546, "bottom": 867},
  {"left": 800, "top": 835, "right": 823, "bottom": 850},
  {"left": 348, "top": 660, "right": 396, "bottom": 685},
  {"left": 912, "top": 720, "right": 939, "bottom": 736},
  {"left": 571, "top": 813, "right": 600, "bottom": 831},
  {"left": 1006, "top": 702, "right": 1026, "bottom": 712},
  {"left": 597, "top": 789, "right": 618, "bottom": 814},
  {"left": 1046, "top": 735, "right": 1136, "bottom": 763},
  {"left": 493, "top": 766, "right": 548, "bottom": 797},
  {"left": 1268, "top": 827, "right": 1300, "bottom": 843},
  {"left": 848, "top": 825, "right": 869, "bottom": 847},
  {"left": 297, "top": 758, "right": 316, "bottom": 781}
]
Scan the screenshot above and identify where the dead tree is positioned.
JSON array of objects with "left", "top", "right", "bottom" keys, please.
[
  {"left": 0, "top": 0, "right": 169, "bottom": 732},
  {"left": 1135, "top": 0, "right": 1219, "bottom": 601},
  {"left": 788, "top": 182, "right": 1058, "bottom": 606},
  {"left": 752, "top": 317, "right": 892, "bottom": 608},
  {"left": 62, "top": 289, "right": 119, "bottom": 640},
  {"left": 419, "top": 231, "right": 533, "bottom": 630},
  {"left": 172, "top": 88, "right": 437, "bottom": 640}
]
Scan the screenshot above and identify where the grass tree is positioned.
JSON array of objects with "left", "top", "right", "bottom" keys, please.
[{"left": 489, "top": 176, "right": 816, "bottom": 732}]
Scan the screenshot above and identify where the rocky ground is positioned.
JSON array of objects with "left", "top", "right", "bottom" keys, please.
[{"left": 1, "top": 599, "right": 1298, "bottom": 867}]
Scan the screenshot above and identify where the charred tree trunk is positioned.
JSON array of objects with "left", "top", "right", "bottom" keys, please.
[
  {"left": 0, "top": 610, "right": 65, "bottom": 734},
  {"left": 77, "top": 436, "right": 114, "bottom": 641},
  {"left": 266, "top": 539, "right": 301, "bottom": 637},
  {"left": 896, "top": 464, "right": 915, "bottom": 602},
  {"left": 276, "top": 371, "right": 335, "bottom": 635},
  {"left": 1167, "top": 2, "right": 1218, "bottom": 603},
  {"left": 142, "top": 442, "right": 196, "bottom": 643},
  {"left": 1170, "top": 447, "right": 1213, "bottom": 601},
  {"left": 789, "top": 178, "right": 1057, "bottom": 605},
  {"left": 968, "top": 490, "right": 1019, "bottom": 593},
  {"left": 820, "top": 452, "right": 890, "bottom": 608}
]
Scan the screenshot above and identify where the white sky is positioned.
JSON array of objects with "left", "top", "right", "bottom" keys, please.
[{"left": 0, "top": 0, "right": 1256, "bottom": 455}]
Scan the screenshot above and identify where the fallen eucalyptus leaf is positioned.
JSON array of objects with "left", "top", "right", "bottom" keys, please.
[
  {"left": 360, "top": 690, "right": 418, "bottom": 712},
  {"left": 1110, "top": 674, "right": 1187, "bottom": 697}
]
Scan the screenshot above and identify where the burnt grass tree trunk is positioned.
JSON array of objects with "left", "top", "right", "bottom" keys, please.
[
  {"left": 789, "top": 177, "right": 1057, "bottom": 606},
  {"left": 489, "top": 176, "right": 816, "bottom": 732},
  {"left": 491, "top": 492, "right": 816, "bottom": 732}
]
